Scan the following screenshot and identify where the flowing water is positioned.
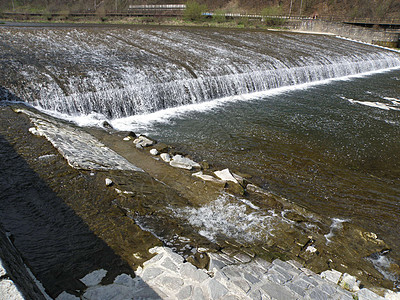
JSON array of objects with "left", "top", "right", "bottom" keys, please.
[{"left": 1, "top": 24, "right": 400, "bottom": 289}]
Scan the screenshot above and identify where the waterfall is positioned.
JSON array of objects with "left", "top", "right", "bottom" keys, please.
[{"left": 1, "top": 27, "right": 400, "bottom": 118}]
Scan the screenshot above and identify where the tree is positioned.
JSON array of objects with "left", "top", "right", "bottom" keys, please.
[{"left": 183, "top": 1, "right": 207, "bottom": 21}]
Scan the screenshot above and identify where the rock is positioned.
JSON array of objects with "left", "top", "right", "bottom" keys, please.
[
  {"left": 200, "top": 161, "right": 210, "bottom": 170},
  {"left": 284, "top": 211, "right": 309, "bottom": 223},
  {"left": 160, "top": 153, "right": 171, "bottom": 162},
  {"left": 180, "top": 263, "right": 209, "bottom": 283},
  {"left": 187, "top": 252, "right": 210, "bottom": 269},
  {"left": 0, "top": 280, "right": 25, "bottom": 300},
  {"left": 226, "top": 182, "right": 245, "bottom": 196},
  {"left": 170, "top": 155, "right": 201, "bottom": 170},
  {"left": 135, "top": 143, "right": 143, "bottom": 149},
  {"left": 113, "top": 274, "right": 135, "bottom": 288},
  {"left": 192, "top": 171, "right": 225, "bottom": 183},
  {"left": 159, "top": 276, "right": 184, "bottom": 290},
  {"left": 320, "top": 269, "right": 342, "bottom": 284},
  {"left": 0, "top": 260, "right": 6, "bottom": 277},
  {"left": 246, "top": 184, "right": 271, "bottom": 196},
  {"left": 233, "top": 253, "right": 252, "bottom": 263},
  {"left": 176, "top": 285, "right": 193, "bottom": 299},
  {"left": 214, "top": 169, "right": 239, "bottom": 184},
  {"left": 133, "top": 135, "right": 154, "bottom": 147},
  {"left": 339, "top": 273, "right": 360, "bottom": 292},
  {"left": 105, "top": 178, "right": 113, "bottom": 186},
  {"left": 80, "top": 269, "right": 108, "bottom": 287},
  {"left": 152, "top": 143, "right": 169, "bottom": 153},
  {"left": 56, "top": 291, "right": 80, "bottom": 300},
  {"left": 357, "top": 288, "right": 385, "bottom": 300},
  {"left": 102, "top": 121, "right": 113, "bottom": 129},
  {"left": 123, "top": 132, "right": 136, "bottom": 141},
  {"left": 207, "top": 280, "right": 228, "bottom": 299},
  {"left": 28, "top": 127, "right": 41, "bottom": 136},
  {"left": 149, "top": 149, "right": 159, "bottom": 156},
  {"left": 83, "top": 284, "right": 131, "bottom": 300}
]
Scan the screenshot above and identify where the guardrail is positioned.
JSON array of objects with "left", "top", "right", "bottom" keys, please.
[{"left": 1, "top": 10, "right": 399, "bottom": 26}]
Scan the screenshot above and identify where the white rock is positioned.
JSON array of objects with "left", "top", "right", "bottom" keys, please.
[
  {"left": 385, "top": 290, "right": 400, "bottom": 300},
  {"left": 160, "top": 153, "right": 171, "bottom": 162},
  {"left": 246, "top": 184, "right": 272, "bottom": 196},
  {"left": 214, "top": 169, "right": 240, "bottom": 184},
  {"left": 122, "top": 137, "right": 131, "bottom": 141},
  {"left": 0, "top": 280, "right": 25, "bottom": 300},
  {"left": 306, "top": 245, "right": 317, "bottom": 253},
  {"left": 0, "top": 259, "right": 6, "bottom": 277},
  {"left": 192, "top": 171, "right": 225, "bottom": 183},
  {"left": 357, "top": 288, "right": 385, "bottom": 300},
  {"left": 320, "top": 269, "right": 342, "bottom": 284},
  {"left": 170, "top": 155, "right": 200, "bottom": 170},
  {"left": 339, "top": 273, "right": 360, "bottom": 292},
  {"left": 28, "top": 127, "right": 41, "bottom": 136},
  {"left": 149, "top": 149, "right": 159, "bottom": 156},
  {"left": 133, "top": 136, "right": 154, "bottom": 147},
  {"left": 80, "top": 269, "right": 108, "bottom": 287},
  {"left": 105, "top": 178, "right": 113, "bottom": 186},
  {"left": 19, "top": 109, "right": 143, "bottom": 172}
]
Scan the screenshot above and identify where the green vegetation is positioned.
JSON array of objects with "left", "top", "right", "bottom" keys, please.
[
  {"left": 0, "top": 0, "right": 399, "bottom": 22},
  {"left": 183, "top": 1, "right": 207, "bottom": 22},
  {"left": 261, "top": 5, "right": 286, "bottom": 26},
  {"left": 212, "top": 9, "right": 227, "bottom": 23}
]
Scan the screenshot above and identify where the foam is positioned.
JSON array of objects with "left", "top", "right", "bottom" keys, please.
[
  {"left": 324, "top": 218, "right": 349, "bottom": 244},
  {"left": 172, "top": 193, "right": 285, "bottom": 242},
  {"left": 342, "top": 96, "right": 400, "bottom": 111}
]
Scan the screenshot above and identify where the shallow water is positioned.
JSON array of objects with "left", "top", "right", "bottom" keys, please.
[
  {"left": 140, "top": 69, "right": 400, "bottom": 255},
  {"left": 2, "top": 24, "right": 400, "bottom": 288}
]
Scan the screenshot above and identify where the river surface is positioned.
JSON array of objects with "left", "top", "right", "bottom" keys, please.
[{"left": 1, "top": 23, "right": 400, "bottom": 290}]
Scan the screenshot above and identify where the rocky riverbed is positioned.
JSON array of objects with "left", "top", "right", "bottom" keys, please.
[{"left": 1, "top": 103, "right": 399, "bottom": 299}]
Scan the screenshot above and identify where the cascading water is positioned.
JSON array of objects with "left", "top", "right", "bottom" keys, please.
[{"left": 1, "top": 26, "right": 400, "bottom": 118}]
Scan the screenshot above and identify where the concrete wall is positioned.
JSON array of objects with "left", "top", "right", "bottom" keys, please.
[{"left": 292, "top": 20, "right": 400, "bottom": 48}]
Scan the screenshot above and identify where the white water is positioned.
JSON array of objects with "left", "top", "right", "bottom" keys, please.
[{"left": 2, "top": 27, "right": 400, "bottom": 122}]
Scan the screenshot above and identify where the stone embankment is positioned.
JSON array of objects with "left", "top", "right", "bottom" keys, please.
[
  {"left": 56, "top": 246, "right": 397, "bottom": 300},
  {"left": 292, "top": 19, "right": 400, "bottom": 48},
  {"left": 0, "top": 224, "right": 48, "bottom": 300}
]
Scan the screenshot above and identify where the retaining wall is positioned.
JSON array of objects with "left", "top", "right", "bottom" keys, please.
[{"left": 292, "top": 20, "right": 400, "bottom": 47}]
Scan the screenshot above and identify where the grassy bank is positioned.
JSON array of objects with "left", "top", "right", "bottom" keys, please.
[{"left": 0, "top": 13, "right": 289, "bottom": 30}]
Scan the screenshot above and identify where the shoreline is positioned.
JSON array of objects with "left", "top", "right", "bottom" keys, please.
[{"left": 1, "top": 103, "right": 399, "bottom": 298}]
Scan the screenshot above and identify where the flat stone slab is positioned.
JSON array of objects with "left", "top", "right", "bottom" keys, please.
[
  {"left": 17, "top": 109, "right": 143, "bottom": 171},
  {"left": 170, "top": 155, "right": 201, "bottom": 170},
  {"left": 55, "top": 247, "right": 399, "bottom": 300}
]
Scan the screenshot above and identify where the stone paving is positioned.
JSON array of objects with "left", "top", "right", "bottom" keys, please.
[
  {"left": 56, "top": 246, "right": 398, "bottom": 300},
  {"left": 0, "top": 258, "right": 25, "bottom": 300}
]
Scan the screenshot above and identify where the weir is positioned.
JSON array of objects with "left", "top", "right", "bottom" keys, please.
[{"left": 1, "top": 26, "right": 400, "bottom": 119}]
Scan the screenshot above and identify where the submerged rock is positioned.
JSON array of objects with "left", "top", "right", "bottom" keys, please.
[
  {"left": 105, "top": 178, "right": 113, "bottom": 186},
  {"left": 169, "top": 155, "right": 200, "bottom": 170},
  {"left": 192, "top": 171, "right": 225, "bottom": 183}
]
